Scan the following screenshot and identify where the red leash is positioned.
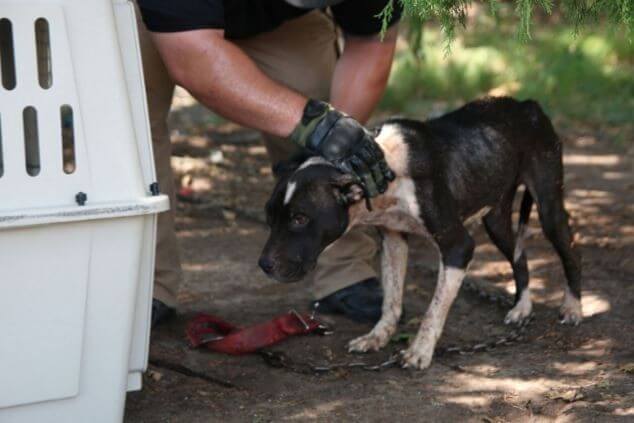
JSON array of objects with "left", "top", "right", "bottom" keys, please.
[{"left": 186, "top": 310, "right": 330, "bottom": 355}]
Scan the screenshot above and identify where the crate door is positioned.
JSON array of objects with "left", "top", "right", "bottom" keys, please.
[
  {"left": 0, "top": 223, "right": 91, "bottom": 408},
  {"left": 0, "top": 4, "right": 91, "bottom": 408},
  {"left": 0, "top": 5, "right": 89, "bottom": 211}
]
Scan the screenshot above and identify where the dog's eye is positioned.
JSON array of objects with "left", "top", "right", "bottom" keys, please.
[{"left": 290, "top": 213, "right": 310, "bottom": 228}]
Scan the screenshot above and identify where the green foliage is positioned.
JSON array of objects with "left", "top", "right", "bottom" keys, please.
[
  {"left": 378, "top": 0, "right": 396, "bottom": 37},
  {"left": 379, "top": 19, "right": 634, "bottom": 144},
  {"left": 384, "top": 0, "right": 634, "bottom": 44}
]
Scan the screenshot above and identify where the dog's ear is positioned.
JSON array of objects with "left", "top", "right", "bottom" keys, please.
[
  {"left": 272, "top": 149, "right": 314, "bottom": 180},
  {"left": 331, "top": 172, "right": 364, "bottom": 205},
  {"left": 272, "top": 160, "right": 299, "bottom": 180}
]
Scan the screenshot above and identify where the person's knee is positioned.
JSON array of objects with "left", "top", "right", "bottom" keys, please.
[{"left": 340, "top": 229, "right": 379, "bottom": 259}]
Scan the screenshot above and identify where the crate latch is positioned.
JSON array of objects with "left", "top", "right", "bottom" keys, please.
[{"left": 149, "top": 182, "right": 160, "bottom": 196}]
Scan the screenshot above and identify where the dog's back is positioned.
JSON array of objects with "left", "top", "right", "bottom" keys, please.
[{"left": 381, "top": 97, "right": 562, "bottom": 219}]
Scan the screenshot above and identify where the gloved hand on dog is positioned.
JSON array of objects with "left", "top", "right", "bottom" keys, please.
[{"left": 290, "top": 99, "right": 396, "bottom": 198}]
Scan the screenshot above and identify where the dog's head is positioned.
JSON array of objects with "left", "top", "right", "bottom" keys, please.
[{"left": 258, "top": 154, "right": 363, "bottom": 282}]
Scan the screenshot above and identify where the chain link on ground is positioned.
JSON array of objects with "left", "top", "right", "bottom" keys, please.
[{"left": 259, "top": 278, "right": 534, "bottom": 374}]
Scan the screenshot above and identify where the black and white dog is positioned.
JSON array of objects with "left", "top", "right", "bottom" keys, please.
[{"left": 259, "top": 97, "right": 582, "bottom": 370}]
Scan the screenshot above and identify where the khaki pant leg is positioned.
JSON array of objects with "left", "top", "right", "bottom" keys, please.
[
  {"left": 136, "top": 6, "right": 182, "bottom": 307},
  {"left": 234, "top": 12, "right": 378, "bottom": 299}
]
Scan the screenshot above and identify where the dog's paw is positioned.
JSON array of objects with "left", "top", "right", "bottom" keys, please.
[
  {"left": 400, "top": 343, "right": 434, "bottom": 370},
  {"left": 559, "top": 295, "right": 582, "bottom": 326},
  {"left": 504, "top": 291, "right": 532, "bottom": 325},
  {"left": 348, "top": 332, "right": 390, "bottom": 353},
  {"left": 504, "top": 303, "right": 533, "bottom": 325}
]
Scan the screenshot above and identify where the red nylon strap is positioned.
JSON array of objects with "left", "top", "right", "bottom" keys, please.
[{"left": 186, "top": 311, "right": 324, "bottom": 355}]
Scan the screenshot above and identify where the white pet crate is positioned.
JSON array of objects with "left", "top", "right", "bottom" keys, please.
[{"left": 0, "top": 1, "right": 169, "bottom": 421}]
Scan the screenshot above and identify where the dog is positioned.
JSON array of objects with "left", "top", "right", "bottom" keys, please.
[{"left": 259, "top": 97, "right": 582, "bottom": 370}]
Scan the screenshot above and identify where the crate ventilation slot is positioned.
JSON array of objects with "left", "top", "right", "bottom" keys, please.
[
  {"left": 0, "top": 18, "right": 16, "bottom": 90},
  {"left": 23, "top": 106, "right": 40, "bottom": 176},
  {"left": 61, "top": 105, "right": 75, "bottom": 174},
  {"left": 35, "top": 18, "right": 52, "bottom": 89}
]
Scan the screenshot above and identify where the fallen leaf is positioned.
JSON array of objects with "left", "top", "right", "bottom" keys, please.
[
  {"left": 209, "top": 149, "right": 224, "bottom": 164},
  {"left": 405, "top": 317, "right": 423, "bottom": 327},
  {"left": 545, "top": 387, "right": 584, "bottom": 402},
  {"left": 391, "top": 333, "right": 415, "bottom": 343},
  {"left": 222, "top": 209, "right": 237, "bottom": 221},
  {"left": 323, "top": 347, "right": 334, "bottom": 361},
  {"left": 148, "top": 370, "right": 163, "bottom": 382},
  {"left": 619, "top": 363, "right": 634, "bottom": 374}
]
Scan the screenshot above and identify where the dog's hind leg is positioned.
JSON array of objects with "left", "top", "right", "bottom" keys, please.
[
  {"left": 529, "top": 173, "right": 582, "bottom": 324},
  {"left": 348, "top": 230, "right": 408, "bottom": 353},
  {"left": 521, "top": 104, "right": 582, "bottom": 324},
  {"left": 483, "top": 187, "right": 533, "bottom": 324},
  {"left": 524, "top": 136, "right": 582, "bottom": 324}
]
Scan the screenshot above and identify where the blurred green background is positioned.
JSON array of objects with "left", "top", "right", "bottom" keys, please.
[{"left": 379, "top": 7, "right": 634, "bottom": 145}]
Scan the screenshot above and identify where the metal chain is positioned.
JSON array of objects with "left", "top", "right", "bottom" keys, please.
[
  {"left": 463, "top": 278, "right": 515, "bottom": 308},
  {"left": 258, "top": 350, "right": 400, "bottom": 375},
  {"left": 259, "top": 279, "right": 534, "bottom": 374},
  {"left": 435, "top": 315, "right": 533, "bottom": 358},
  {"left": 432, "top": 279, "right": 534, "bottom": 357}
]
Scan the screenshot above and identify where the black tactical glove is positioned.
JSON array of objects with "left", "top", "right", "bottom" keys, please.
[{"left": 290, "top": 99, "right": 396, "bottom": 198}]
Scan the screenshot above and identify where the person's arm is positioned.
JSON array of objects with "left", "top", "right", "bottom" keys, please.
[
  {"left": 150, "top": 27, "right": 394, "bottom": 197},
  {"left": 150, "top": 29, "right": 306, "bottom": 138},
  {"left": 330, "top": 26, "right": 399, "bottom": 124}
]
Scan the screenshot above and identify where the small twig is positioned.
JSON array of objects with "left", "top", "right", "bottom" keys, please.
[{"left": 149, "top": 358, "right": 237, "bottom": 389}]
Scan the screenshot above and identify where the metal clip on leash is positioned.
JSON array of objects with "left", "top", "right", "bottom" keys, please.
[{"left": 308, "top": 302, "right": 334, "bottom": 336}]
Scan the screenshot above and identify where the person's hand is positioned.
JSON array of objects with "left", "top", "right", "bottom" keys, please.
[{"left": 290, "top": 99, "right": 395, "bottom": 198}]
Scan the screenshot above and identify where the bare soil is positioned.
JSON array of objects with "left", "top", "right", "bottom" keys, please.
[{"left": 125, "top": 101, "right": 634, "bottom": 422}]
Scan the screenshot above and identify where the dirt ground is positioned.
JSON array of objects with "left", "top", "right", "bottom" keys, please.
[{"left": 125, "top": 97, "right": 634, "bottom": 422}]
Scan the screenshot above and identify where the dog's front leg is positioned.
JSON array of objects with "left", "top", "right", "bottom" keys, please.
[
  {"left": 348, "top": 230, "right": 408, "bottom": 353},
  {"left": 401, "top": 233, "right": 474, "bottom": 370},
  {"left": 401, "top": 261, "right": 467, "bottom": 369}
]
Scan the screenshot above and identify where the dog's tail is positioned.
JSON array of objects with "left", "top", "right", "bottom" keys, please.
[{"left": 514, "top": 188, "right": 533, "bottom": 260}]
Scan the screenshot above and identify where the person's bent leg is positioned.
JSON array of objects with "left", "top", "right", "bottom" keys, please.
[
  {"left": 310, "top": 230, "right": 377, "bottom": 299},
  {"left": 136, "top": 6, "right": 182, "bottom": 309},
  {"left": 235, "top": 12, "right": 380, "bottom": 310}
]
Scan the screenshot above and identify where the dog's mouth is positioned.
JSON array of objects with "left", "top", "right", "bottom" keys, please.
[
  {"left": 266, "top": 261, "right": 317, "bottom": 283},
  {"left": 270, "top": 273, "right": 304, "bottom": 283}
]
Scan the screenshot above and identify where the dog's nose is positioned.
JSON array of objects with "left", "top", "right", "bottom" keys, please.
[{"left": 258, "top": 256, "right": 275, "bottom": 274}]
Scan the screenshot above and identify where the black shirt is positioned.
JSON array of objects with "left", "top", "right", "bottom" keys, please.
[{"left": 138, "top": 0, "right": 402, "bottom": 39}]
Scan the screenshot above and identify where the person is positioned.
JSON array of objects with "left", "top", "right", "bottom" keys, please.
[{"left": 135, "top": 0, "right": 403, "bottom": 327}]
